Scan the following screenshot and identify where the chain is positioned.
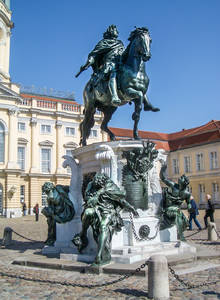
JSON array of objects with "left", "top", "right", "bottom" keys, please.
[
  {"left": 11, "top": 230, "right": 43, "bottom": 243},
  {"left": 168, "top": 265, "right": 220, "bottom": 289},
  {"left": 0, "top": 261, "right": 148, "bottom": 288},
  {"left": 129, "top": 212, "right": 161, "bottom": 241},
  {"left": 184, "top": 230, "right": 203, "bottom": 239}
]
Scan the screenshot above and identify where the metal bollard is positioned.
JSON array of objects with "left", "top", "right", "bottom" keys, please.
[
  {"left": 208, "top": 222, "right": 218, "bottom": 241},
  {"left": 148, "top": 255, "right": 169, "bottom": 300},
  {"left": 2, "top": 227, "right": 13, "bottom": 246}
]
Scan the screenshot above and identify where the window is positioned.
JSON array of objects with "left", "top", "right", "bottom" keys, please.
[
  {"left": 196, "top": 153, "right": 204, "bottom": 171},
  {"left": 210, "top": 151, "right": 218, "bottom": 169},
  {"left": 65, "top": 127, "right": 75, "bottom": 136},
  {"left": 184, "top": 156, "right": 191, "bottom": 173},
  {"left": 65, "top": 149, "right": 72, "bottom": 174},
  {"left": 41, "top": 124, "right": 51, "bottom": 134},
  {"left": 17, "top": 147, "right": 25, "bottom": 170},
  {"left": 90, "top": 129, "right": 98, "bottom": 138},
  {"left": 198, "top": 184, "right": 205, "bottom": 203},
  {"left": 20, "top": 185, "right": 25, "bottom": 203},
  {"left": 212, "top": 183, "right": 219, "bottom": 202},
  {"left": 172, "top": 159, "right": 179, "bottom": 175},
  {"left": 18, "top": 122, "right": 26, "bottom": 132},
  {"left": 41, "top": 148, "right": 51, "bottom": 173},
  {"left": 0, "top": 123, "right": 5, "bottom": 163}
]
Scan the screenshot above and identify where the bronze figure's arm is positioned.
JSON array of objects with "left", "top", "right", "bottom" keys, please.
[
  {"left": 120, "top": 198, "right": 139, "bottom": 217},
  {"left": 160, "top": 164, "right": 175, "bottom": 189}
]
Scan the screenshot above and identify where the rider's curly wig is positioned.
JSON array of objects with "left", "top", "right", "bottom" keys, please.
[{"left": 103, "top": 25, "right": 118, "bottom": 39}]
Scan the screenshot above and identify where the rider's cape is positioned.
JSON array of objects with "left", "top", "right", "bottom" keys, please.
[{"left": 88, "top": 38, "right": 124, "bottom": 72}]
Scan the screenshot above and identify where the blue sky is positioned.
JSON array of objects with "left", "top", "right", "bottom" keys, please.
[{"left": 10, "top": 0, "right": 220, "bottom": 133}]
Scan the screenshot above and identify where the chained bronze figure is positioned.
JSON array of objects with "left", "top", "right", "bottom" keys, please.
[
  {"left": 42, "top": 182, "right": 75, "bottom": 246},
  {"left": 72, "top": 173, "right": 138, "bottom": 266},
  {"left": 160, "top": 164, "right": 191, "bottom": 241}
]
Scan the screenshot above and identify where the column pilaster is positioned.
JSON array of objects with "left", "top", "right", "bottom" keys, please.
[
  {"left": 7, "top": 108, "right": 18, "bottom": 169},
  {"left": 30, "top": 117, "right": 38, "bottom": 173},
  {"left": 55, "top": 120, "right": 63, "bottom": 174}
]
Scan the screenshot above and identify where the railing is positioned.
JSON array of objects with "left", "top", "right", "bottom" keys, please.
[
  {"left": 37, "top": 100, "right": 57, "bottom": 109},
  {"left": 61, "top": 103, "right": 80, "bottom": 112},
  {"left": 19, "top": 98, "right": 102, "bottom": 117},
  {"left": 21, "top": 98, "right": 32, "bottom": 106}
]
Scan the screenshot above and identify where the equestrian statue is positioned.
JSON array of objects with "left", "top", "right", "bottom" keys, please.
[{"left": 75, "top": 25, "right": 160, "bottom": 146}]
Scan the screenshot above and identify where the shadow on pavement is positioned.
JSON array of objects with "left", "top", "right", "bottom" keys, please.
[
  {"left": 0, "top": 238, "right": 44, "bottom": 253},
  {"left": 114, "top": 288, "right": 148, "bottom": 298},
  {"left": 202, "top": 290, "right": 220, "bottom": 298}
]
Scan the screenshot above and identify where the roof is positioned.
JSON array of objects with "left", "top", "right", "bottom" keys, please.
[
  {"left": 109, "top": 127, "right": 170, "bottom": 151},
  {"left": 109, "top": 120, "right": 220, "bottom": 151},
  {"left": 21, "top": 93, "right": 79, "bottom": 105}
]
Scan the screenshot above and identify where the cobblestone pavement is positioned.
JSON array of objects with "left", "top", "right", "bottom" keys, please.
[{"left": 0, "top": 211, "right": 219, "bottom": 299}]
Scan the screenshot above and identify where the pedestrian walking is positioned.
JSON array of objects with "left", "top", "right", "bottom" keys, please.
[
  {"left": 188, "top": 196, "right": 202, "bottom": 230},
  {"left": 33, "top": 203, "right": 39, "bottom": 221},
  {"left": 204, "top": 194, "right": 215, "bottom": 229},
  {"left": 22, "top": 202, "right": 27, "bottom": 216}
]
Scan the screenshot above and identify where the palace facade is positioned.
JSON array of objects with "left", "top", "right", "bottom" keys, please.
[{"left": 0, "top": 86, "right": 107, "bottom": 217}]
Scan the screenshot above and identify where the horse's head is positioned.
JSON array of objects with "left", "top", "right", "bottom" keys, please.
[{"left": 128, "top": 27, "right": 152, "bottom": 62}]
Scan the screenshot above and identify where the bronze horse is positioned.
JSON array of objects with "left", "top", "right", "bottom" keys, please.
[{"left": 80, "top": 27, "right": 159, "bottom": 146}]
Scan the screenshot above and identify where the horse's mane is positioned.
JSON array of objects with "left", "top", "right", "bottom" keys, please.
[
  {"left": 121, "top": 43, "right": 131, "bottom": 64},
  {"left": 121, "top": 27, "right": 150, "bottom": 64}
]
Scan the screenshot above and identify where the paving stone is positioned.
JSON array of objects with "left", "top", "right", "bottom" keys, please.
[{"left": 0, "top": 212, "right": 220, "bottom": 299}]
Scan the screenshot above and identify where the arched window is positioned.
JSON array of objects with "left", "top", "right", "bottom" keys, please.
[{"left": 0, "top": 122, "right": 5, "bottom": 163}]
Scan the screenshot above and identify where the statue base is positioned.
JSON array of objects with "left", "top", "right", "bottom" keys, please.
[{"left": 42, "top": 141, "right": 196, "bottom": 264}]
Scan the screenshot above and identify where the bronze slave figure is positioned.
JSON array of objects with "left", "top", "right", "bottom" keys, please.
[
  {"left": 160, "top": 164, "right": 192, "bottom": 241},
  {"left": 72, "top": 173, "right": 139, "bottom": 266}
]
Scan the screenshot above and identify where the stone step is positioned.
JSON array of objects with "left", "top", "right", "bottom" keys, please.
[{"left": 173, "top": 261, "right": 220, "bottom": 275}]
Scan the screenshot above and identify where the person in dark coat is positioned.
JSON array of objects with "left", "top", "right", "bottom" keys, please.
[
  {"left": 188, "top": 196, "right": 202, "bottom": 230},
  {"left": 33, "top": 203, "right": 39, "bottom": 221},
  {"left": 204, "top": 194, "right": 215, "bottom": 229},
  {"left": 22, "top": 202, "right": 27, "bottom": 216}
]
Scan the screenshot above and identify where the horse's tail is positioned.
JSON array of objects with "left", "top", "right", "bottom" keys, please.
[{"left": 83, "top": 80, "right": 93, "bottom": 109}]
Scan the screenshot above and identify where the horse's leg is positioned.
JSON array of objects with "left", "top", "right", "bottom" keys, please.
[
  {"left": 101, "top": 106, "right": 117, "bottom": 141},
  {"left": 132, "top": 98, "right": 142, "bottom": 140},
  {"left": 143, "top": 94, "right": 160, "bottom": 112},
  {"left": 80, "top": 104, "right": 96, "bottom": 146},
  {"left": 123, "top": 87, "right": 143, "bottom": 140}
]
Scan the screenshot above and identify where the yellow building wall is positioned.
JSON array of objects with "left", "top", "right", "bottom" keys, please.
[{"left": 168, "top": 142, "right": 220, "bottom": 207}]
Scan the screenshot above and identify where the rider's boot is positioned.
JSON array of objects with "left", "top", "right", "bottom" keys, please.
[
  {"left": 143, "top": 97, "right": 160, "bottom": 112},
  {"left": 109, "top": 75, "right": 121, "bottom": 106}
]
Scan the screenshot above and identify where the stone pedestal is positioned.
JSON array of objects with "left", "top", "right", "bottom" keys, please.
[{"left": 42, "top": 141, "right": 196, "bottom": 264}]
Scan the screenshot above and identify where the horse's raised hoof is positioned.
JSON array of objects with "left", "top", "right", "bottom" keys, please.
[
  {"left": 144, "top": 104, "right": 160, "bottom": 112},
  {"left": 152, "top": 107, "right": 160, "bottom": 112}
]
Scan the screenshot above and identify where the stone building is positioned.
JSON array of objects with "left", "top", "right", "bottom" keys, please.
[
  {"left": 0, "top": 0, "right": 107, "bottom": 217},
  {"left": 0, "top": 87, "right": 107, "bottom": 217}
]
